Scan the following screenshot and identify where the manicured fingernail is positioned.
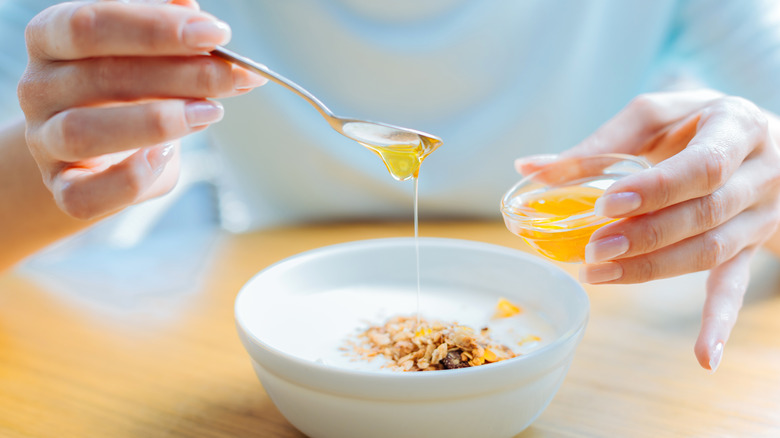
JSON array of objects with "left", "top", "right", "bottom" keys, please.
[
  {"left": 145, "top": 143, "right": 175, "bottom": 176},
  {"left": 514, "top": 154, "right": 559, "bottom": 166},
  {"left": 594, "top": 192, "right": 642, "bottom": 217},
  {"left": 233, "top": 68, "right": 267, "bottom": 91},
  {"left": 709, "top": 341, "right": 724, "bottom": 373},
  {"left": 585, "top": 235, "right": 629, "bottom": 264},
  {"left": 514, "top": 154, "right": 559, "bottom": 172},
  {"left": 579, "top": 262, "right": 623, "bottom": 283},
  {"left": 183, "top": 19, "right": 231, "bottom": 49},
  {"left": 185, "top": 101, "right": 224, "bottom": 127}
]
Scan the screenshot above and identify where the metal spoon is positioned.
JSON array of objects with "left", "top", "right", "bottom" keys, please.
[
  {"left": 211, "top": 47, "right": 442, "bottom": 150},
  {"left": 121, "top": 0, "right": 442, "bottom": 154},
  {"left": 118, "top": 0, "right": 442, "bottom": 155}
]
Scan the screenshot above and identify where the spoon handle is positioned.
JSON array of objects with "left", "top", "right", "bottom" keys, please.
[{"left": 211, "top": 46, "right": 336, "bottom": 119}]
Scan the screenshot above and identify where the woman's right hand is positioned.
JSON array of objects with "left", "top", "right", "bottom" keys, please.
[{"left": 17, "top": 0, "right": 266, "bottom": 220}]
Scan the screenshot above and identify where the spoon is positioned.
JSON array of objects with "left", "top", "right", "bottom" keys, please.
[
  {"left": 211, "top": 46, "right": 442, "bottom": 154},
  {"left": 121, "top": 0, "right": 442, "bottom": 180}
]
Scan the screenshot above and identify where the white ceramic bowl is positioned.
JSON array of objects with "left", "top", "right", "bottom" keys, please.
[{"left": 235, "top": 238, "right": 588, "bottom": 438}]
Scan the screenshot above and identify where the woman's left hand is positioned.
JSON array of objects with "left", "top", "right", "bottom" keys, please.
[{"left": 516, "top": 89, "right": 780, "bottom": 372}]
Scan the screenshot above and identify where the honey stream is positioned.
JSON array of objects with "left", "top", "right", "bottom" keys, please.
[{"left": 360, "top": 137, "right": 441, "bottom": 326}]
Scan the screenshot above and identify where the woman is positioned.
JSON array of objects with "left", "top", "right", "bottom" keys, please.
[{"left": 2, "top": 0, "right": 780, "bottom": 371}]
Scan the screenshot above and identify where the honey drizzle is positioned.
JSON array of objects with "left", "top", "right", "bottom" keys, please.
[
  {"left": 358, "top": 136, "right": 442, "bottom": 328},
  {"left": 414, "top": 176, "right": 420, "bottom": 327}
]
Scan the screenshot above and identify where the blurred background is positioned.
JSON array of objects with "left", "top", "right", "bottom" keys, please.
[{"left": 3, "top": 0, "right": 780, "bottom": 313}]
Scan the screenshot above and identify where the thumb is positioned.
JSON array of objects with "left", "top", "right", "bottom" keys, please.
[
  {"left": 561, "top": 89, "right": 722, "bottom": 158},
  {"left": 515, "top": 90, "right": 721, "bottom": 176},
  {"left": 169, "top": 0, "right": 201, "bottom": 9},
  {"left": 120, "top": 0, "right": 201, "bottom": 10}
]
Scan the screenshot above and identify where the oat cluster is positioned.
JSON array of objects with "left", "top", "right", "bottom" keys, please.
[{"left": 348, "top": 315, "right": 517, "bottom": 371}]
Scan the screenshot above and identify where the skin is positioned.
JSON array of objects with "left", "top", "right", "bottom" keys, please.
[
  {"left": 2, "top": 3, "right": 778, "bottom": 372},
  {"left": 1, "top": 0, "right": 265, "bottom": 266},
  {"left": 516, "top": 89, "right": 780, "bottom": 372}
]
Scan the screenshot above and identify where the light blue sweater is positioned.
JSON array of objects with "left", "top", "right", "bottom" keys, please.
[{"left": 3, "top": 0, "right": 780, "bottom": 230}]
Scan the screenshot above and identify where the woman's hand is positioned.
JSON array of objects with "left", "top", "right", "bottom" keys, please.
[
  {"left": 17, "top": 0, "right": 265, "bottom": 220},
  {"left": 516, "top": 89, "right": 780, "bottom": 371}
]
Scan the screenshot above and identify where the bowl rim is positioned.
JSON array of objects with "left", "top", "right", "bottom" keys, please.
[
  {"left": 234, "top": 237, "right": 589, "bottom": 398},
  {"left": 500, "top": 153, "right": 651, "bottom": 233}
]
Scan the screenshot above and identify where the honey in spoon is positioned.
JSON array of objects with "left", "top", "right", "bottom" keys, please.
[{"left": 359, "top": 136, "right": 441, "bottom": 181}]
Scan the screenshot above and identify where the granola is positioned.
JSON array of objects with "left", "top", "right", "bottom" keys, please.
[{"left": 345, "top": 315, "right": 518, "bottom": 371}]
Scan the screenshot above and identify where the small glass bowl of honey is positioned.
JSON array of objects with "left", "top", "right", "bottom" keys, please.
[{"left": 501, "top": 153, "right": 652, "bottom": 263}]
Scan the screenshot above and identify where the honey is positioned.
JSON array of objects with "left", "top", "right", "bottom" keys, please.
[
  {"left": 360, "top": 136, "right": 442, "bottom": 181},
  {"left": 504, "top": 184, "right": 617, "bottom": 263},
  {"left": 360, "top": 135, "right": 442, "bottom": 326},
  {"left": 502, "top": 154, "right": 651, "bottom": 264}
]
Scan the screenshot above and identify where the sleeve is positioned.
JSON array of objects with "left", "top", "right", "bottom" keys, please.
[
  {"left": 664, "top": 0, "right": 780, "bottom": 113},
  {"left": 0, "top": 0, "right": 60, "bottom": 123}
]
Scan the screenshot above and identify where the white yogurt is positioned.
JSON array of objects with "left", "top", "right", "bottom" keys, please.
[{"left": 263, "top": 284, "right": 558, "bottom": 372}]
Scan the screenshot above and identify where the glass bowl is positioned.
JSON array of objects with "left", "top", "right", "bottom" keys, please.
[{"left": 501, "top": 153, "right": 652, "bottom": 263}]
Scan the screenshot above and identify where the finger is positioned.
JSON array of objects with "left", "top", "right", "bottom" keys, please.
[
  {"left": 579, "top": 205, "right": 774, "bottom": 284},
  {"left": 594, "top": 97, "right": 768, "bottom": 218},
  {"left": 562, "top": 89, "right": 723, "bottom": 158},
  {"left": 513, "top": 154, "right": 602, "bottom": 185},
  {"left": 35, "top": 99, "right": 223, "bottom": 163},
  {"left": 171, "top": 0, "right": 201, "bottom": 8},
  {"left": 129, "top": 0, "right": 199, "bottom": 8},
  {"left": 115, "top": 0, "right": 200, "bottom": 8},
  {"left": 514, "top": 154, "right": 559, "bottom": 175},
  {"left": 51, "top": 143, "right": 179, "bottom": 220},
  {"left": 585, "top": 158, "right": 769, "bottom": 263},
  {"left": 139, "top": 142, "right": 181, "bottom": 200},
  {"left": 26, "top": 1, "right": 230, "bottom": 61},
  {"left": 524, "top": 153, "right": 650, "bottom": 188},
  {"left": 33, "top": 56, "right": 264, "bottom": 116},
  {"left": 512, "top": 154, "right": 613, "bottom": 186},
  {"left": 694, "top": 247, "right": 754, "bottom": 372}
]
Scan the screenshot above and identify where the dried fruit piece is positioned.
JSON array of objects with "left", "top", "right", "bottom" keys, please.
[
  {"left": 415, "top": 327, "right": 432, "bottom": 338},
  {"left": 518, "top": 334, "right": 541, "bottom": 346},
  {"left": 442, "top": 350, "right": 469, "bottom": 369},
  {"left": 493, "top": 297, "right": 522, "bottom": 319}
]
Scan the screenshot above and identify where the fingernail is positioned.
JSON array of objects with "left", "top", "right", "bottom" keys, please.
[
  {"left": 233, "top": 68, "right": 267, "bottom": 91},
  {"left": 594, "top": 192, "right": 642, "bottom": 217},
  {"left": 185, "top": 101, "right": 224, "bottom": 127},
  {"left": 183, "top": 19, "right": 231, "bottom": 49},
  {"left": 585, "top": 235, "right": 629, "bottom": 264},
  {"left": 514, "top": 154, "right": 559, "bottom": 166},
  {"left": 709, "top": 341, "right": 724, "bottom": 373},
  {"left": 145, "top": 143, "right": 175, "bottom": 176},
  {"left": 514, "top": 154, "right": 559, "bottom": 172},
  {"left": 579, "top": 262, "right": 623, "bottom": 283}
]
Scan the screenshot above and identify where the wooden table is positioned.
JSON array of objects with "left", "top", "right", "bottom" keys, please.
[{"left": 1, "top": 221, "right": 779, "bottom": 437}]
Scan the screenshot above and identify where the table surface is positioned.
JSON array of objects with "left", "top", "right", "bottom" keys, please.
[{"left": 1, "top": 221, "right": 779, "bottom": 438}]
